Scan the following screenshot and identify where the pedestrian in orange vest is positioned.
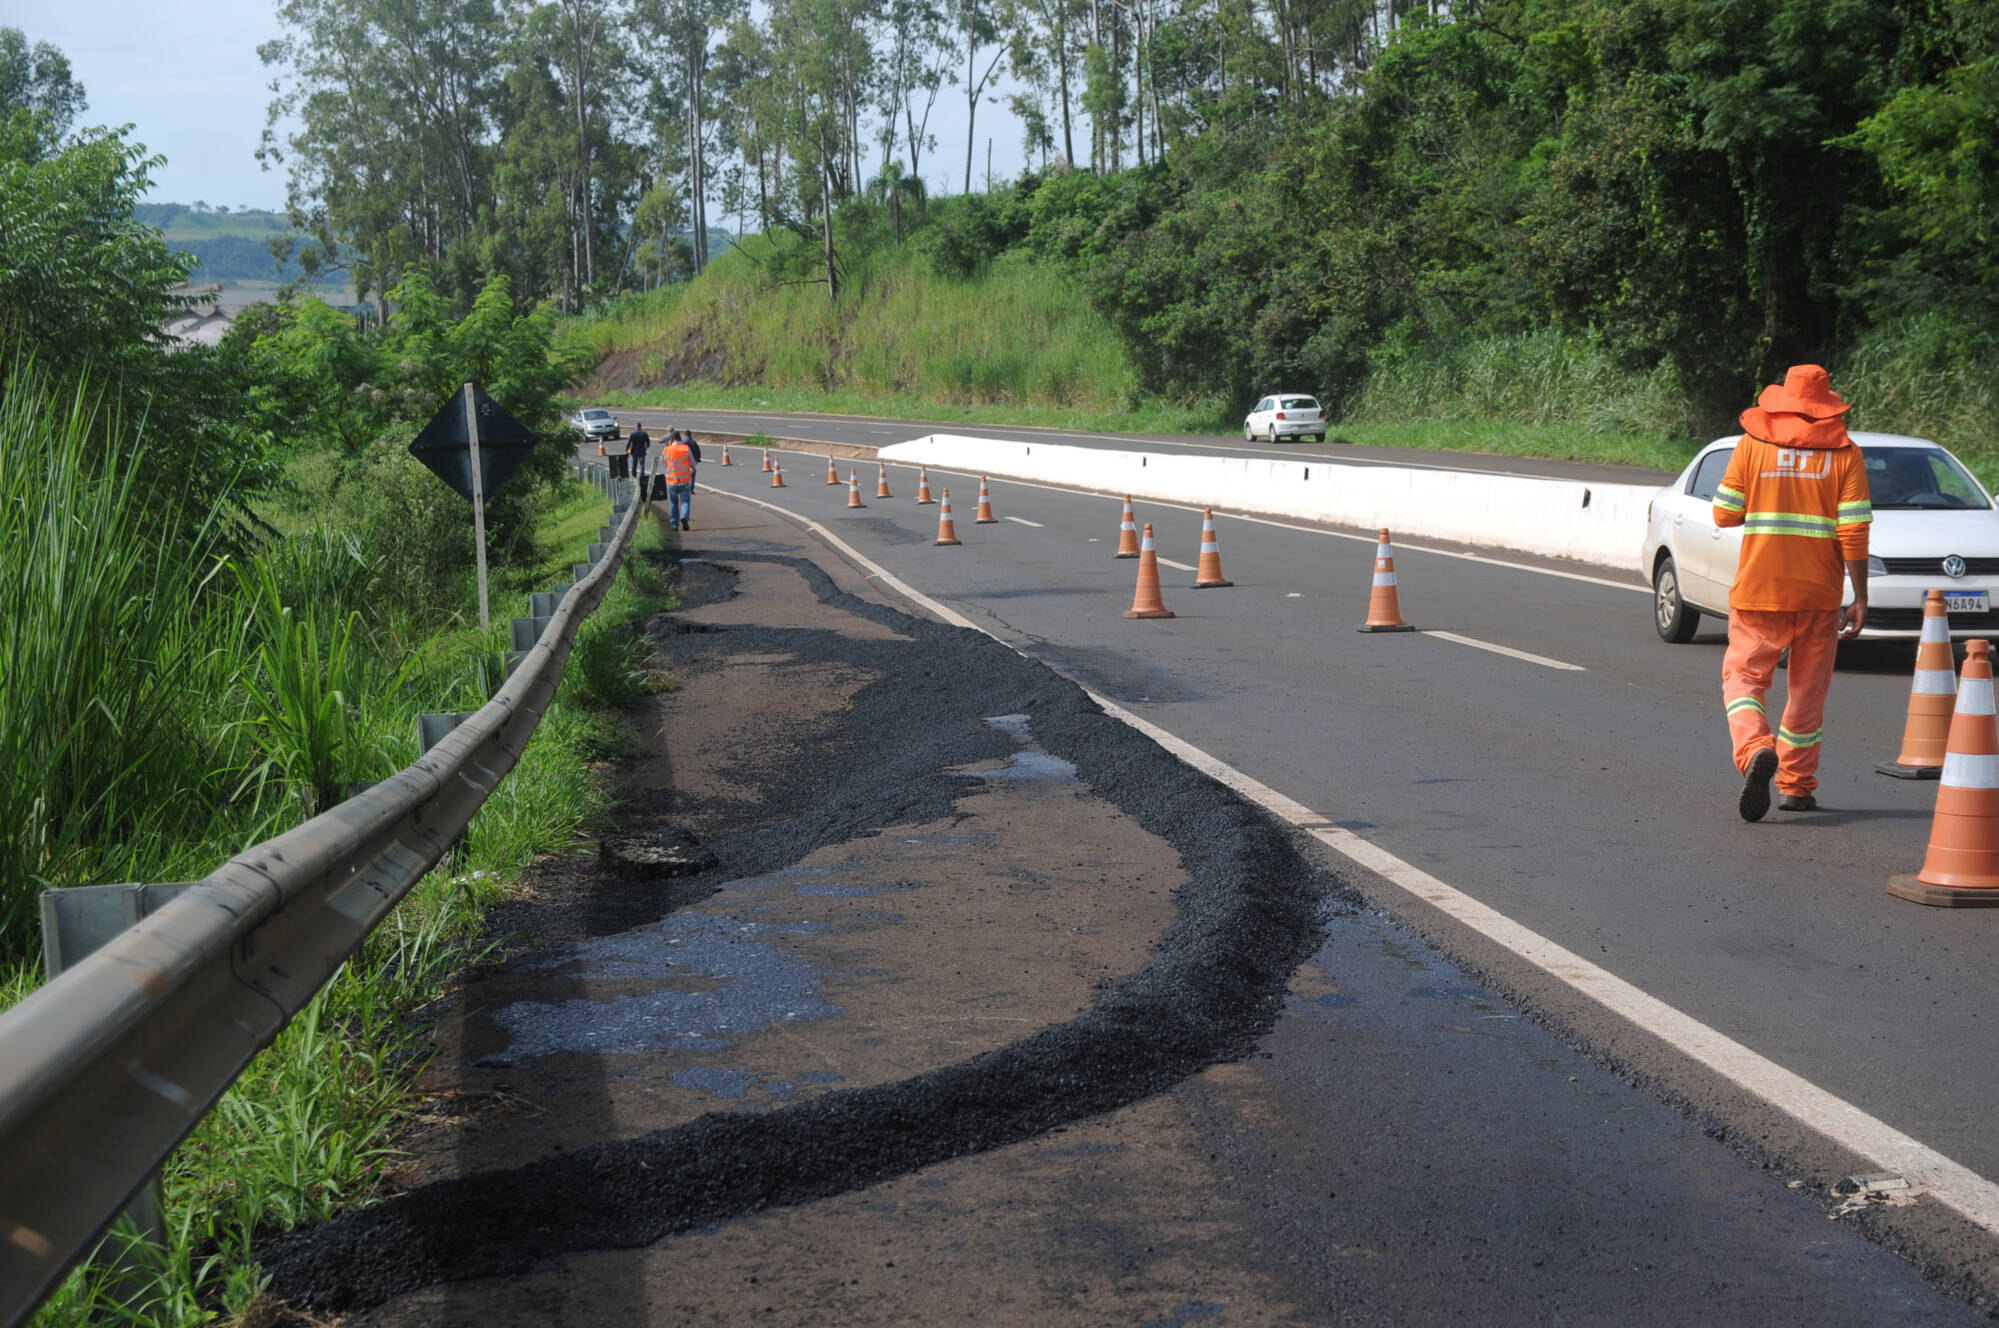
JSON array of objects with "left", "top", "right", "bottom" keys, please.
[
  {"left": 1713, "top": 365, "right": 1872, "bottom": 820},
  {"left": 660, "top": 434, "right": 696, "bottom": 531}
]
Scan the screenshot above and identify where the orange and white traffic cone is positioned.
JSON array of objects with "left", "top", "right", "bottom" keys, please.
[
  {"left": 1359, "top": 528, "right": 1415, "bottom": 632},
  {"left": 826, "top": 454, "right": 841, "bottom": 485},
  {"left": 1191, "top": 508, "right": 1232, "bottom": 588},
  {"left": 935, "top": 489, "right": 961, "bottom": 545},
  {"left": 847, "top": 470, "right": 866, "bottom": 508},
  {"left": 1881, "top": 589, "right": 1956, "bottom": 779},
  {"left": 916, "top": 466, "right": 935, "bottom": 505},
  {"left": 597, "top": 439, "right": 606, "bottom": 457},
  {"left": 762, "top": 448, "right": 773, "bottom": 473},
  {"left": 1114, "top": 495, "right": 1141, "bottom": 558},
  {"left": 876, "top": 463, "right": 893, "bottom": 499},
  {"left": 1124, "top": 523, "right": 1176, "bottom": 619},
  {"left": 720, "top": 442, "right": 732, "bottom": 466},
  {"left": 975, "top": 476, "right": 997, "bottom": 523},
  {"left": 771, "top": 463, "right": 785, "bottom": 488},
  {"left": 1890, "top": 638, "right": 1999, "bottom": 907}
]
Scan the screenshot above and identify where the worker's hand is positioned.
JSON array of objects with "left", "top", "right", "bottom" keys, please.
[{"left": 1839, "top": 600, "right": 1867, "bottom": 640}]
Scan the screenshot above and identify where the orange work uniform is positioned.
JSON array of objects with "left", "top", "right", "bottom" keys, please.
[
  {"left": 660, "top": 442, "right": 694, "bottom": 485},
  {"left": 1712, "top": 428, "right": 1871, "bottom": 795}
]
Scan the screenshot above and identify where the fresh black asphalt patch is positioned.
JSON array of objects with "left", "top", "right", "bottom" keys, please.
[{"left": 257, "top": 550, "right": 1334, "bottom": 1312}]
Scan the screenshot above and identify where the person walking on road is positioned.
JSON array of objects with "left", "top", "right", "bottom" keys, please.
[
  {"left": 626, "top": 422, "right": 652, "bottom": 499},
  {"left": 661, "top": 431, "right": 695, "bottom": 531},
  {"left": 1713, "top": 364, "right": 1872, "bottom": 820}
]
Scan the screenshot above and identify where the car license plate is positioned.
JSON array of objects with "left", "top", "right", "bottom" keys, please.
[{"left": 1946, "top": 591, "right": 1988, "bottom": 614}]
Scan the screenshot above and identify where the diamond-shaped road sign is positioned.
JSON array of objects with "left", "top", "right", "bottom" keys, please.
[{"left": 409, "top": 385, "right": 539, "bottom": 502}]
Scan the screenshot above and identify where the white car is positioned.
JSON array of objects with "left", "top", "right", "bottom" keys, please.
[
  {"left": 569, "top": 407, "right": 622, "bottom": 441},
  {"left": 1243, "top": 394, "right": 1326, "bottom": 443},
  {"left": 1645, "top": 431, "right": 1999, "bottom": 642}
]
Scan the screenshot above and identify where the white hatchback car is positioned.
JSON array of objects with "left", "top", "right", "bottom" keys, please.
[
  {"left": 1645, "top": 431, "right": 1999, "bottom": 642},
  {"left": 1243, "top": 394, "right": 1326, "bottom": 443}
]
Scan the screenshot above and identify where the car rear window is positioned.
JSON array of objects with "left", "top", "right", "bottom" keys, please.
[{"left": 1281, "top": 397, "right": 1319, "bottom": 411}]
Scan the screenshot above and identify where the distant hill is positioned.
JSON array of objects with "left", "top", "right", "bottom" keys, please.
[{"left": 136, "top": 203, "right": 346, "bottom": 288}]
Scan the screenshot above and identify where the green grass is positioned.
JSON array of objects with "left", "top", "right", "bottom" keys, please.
[{"left": 591, "top": 379, "right": 1224, "bottom": 436}]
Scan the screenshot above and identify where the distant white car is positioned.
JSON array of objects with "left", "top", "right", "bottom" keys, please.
[
  {"left": 1645, "top": 431, "right": 1999, "bottom": 641},
  {"left": 1243, "top": 394, "right": 1326, "bottom": 443},
  {"left": 569, "top": 407, "right": 622, "bottom": 441}
]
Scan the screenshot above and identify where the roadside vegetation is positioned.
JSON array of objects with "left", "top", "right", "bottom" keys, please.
[{"left": 3, "top": 48, "right": 676, "bottom": 1324}]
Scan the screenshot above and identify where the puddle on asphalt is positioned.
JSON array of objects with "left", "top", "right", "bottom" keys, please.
[
  {"left": 485, "top": 908, "right": 843, "bottom": 1067},
  {"left": 949, "top": 713, "right": 1078, "bottom": 783}
]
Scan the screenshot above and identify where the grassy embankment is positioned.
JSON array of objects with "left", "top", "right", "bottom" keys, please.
[
  {"left": 570, "top": 223, "right": 1999, "bottom": 485},
  {"left": 2, "top": 373, "right": 672, "bottom": 1325}
]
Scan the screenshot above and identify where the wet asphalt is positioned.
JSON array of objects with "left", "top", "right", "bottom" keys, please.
[{"left": 254, "top": 517, "right": 1996, "bottom": 1322}]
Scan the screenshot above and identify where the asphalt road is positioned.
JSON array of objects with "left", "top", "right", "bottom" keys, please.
[
  {"left": 597, "top": 405, "right": 1682, "bottom": 486},
  {"left": 655, "top": 442, "right": 1999, "bottom": 1227}
]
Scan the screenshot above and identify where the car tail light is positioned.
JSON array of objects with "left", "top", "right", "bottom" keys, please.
[{"left": 1275, "top": 412, "right": 1286, "bottom": 421}]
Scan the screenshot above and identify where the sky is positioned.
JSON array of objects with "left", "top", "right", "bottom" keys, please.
[{"left": 12, "top": 0, "right": 1037, "bottom": 216}]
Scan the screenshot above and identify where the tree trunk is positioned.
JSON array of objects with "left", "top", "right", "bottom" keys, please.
[
  {"left": 820, "top": 126, "right": 839, "bottom": 303},
  {"left": 572, "top": 20, "right": 595, "bottom": 286},
  {"left": 1057, "top": 23, "right": 1075, "bottom": 165}
]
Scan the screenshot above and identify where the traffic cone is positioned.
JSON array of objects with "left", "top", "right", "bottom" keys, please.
[
  {"left": 1125, "top": 524, "right": 1175, "bottom": 619},
  {"left": 597, "top": 438, "right": 606, "bottom": 457},
  {"left": 876, "top": 463, "right": 893, "bottom": 499},
  {"left": 771, "top": 463, "right": 785, "bottom": 488},
  {"left": 1880, "top": 589, "right": 1956, "bottom": 779},
  {"left": 1890, "top": 639, "right": 1999, "bottom": 907},
  {"left": 847, "top": 471, "right": 866, "bottom": 508},
  {"left": 762, "top": 448, "right": 773, "bottom": 473},
  {"left": 1115, "top": 496, "right": 1141, "bottom": 558},
  {"left": 916, "top": 466, "right": 935, "bottom": 504},
  {"left": 1191, "top": 508, "right": 1233, "bottom": 588},
  {"left": 1359, "top": 528, "right": 1415, "bottom": 632},
  {"left": 975, "top": 476, "right": 997, "bottom": 523},
  {"left": 826, "top": 454, "right": 840, "bottom": 485},
  {"left": 935, "top": 489, "right": 961, "bottom": 545},
  {"left": 720, "top": 442, "right": 732, "bottom": 466}
]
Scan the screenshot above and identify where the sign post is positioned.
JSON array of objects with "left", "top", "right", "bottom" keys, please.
[
  {"left": 462, "top": 382, "right": 490, "bottom": 632},
  {"left": 408, "top": 383, "right": 538, "bottom": 637}
]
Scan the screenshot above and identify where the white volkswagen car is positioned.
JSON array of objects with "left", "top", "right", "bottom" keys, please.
[
  {"left": 1243, "top": 394, "right": 1326, "bottom": 443},
  {"left": 1646, "top": 431, "right": 1999, "bottom": 642}
]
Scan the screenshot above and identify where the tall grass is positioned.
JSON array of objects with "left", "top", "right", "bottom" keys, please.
[
  {"left": 0, "top": 372, "right": 246, "bottom": 948},
  {"left": 568, "top": 234, "right": 1143, "bottom": 414},
  {"left": 1838, "top": 310, "right": 1999, "bottom": 482}
]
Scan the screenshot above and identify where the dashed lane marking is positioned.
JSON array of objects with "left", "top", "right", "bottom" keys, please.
[
  {"left": 1004, "top": 516, "right": 1044, "bottom": 527},
  {"left": 1425, "top": 630, "right": 1586, "bottom": 672},
  {"left": 1154, "top": 556, "right": 1197, "bottom": 572},
  {"left": 702, "top": 480, "right": 1999, "bottom": 1242}
]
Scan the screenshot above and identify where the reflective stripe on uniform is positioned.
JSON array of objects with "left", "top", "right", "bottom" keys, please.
[
  {"left": 1725, "top": 697, "right": 1766, "bottom": 717},
  {"left": 1943, "top": 752, "right": 1999, "bottom": 790},
  {"left": 1837, "top": 499, "right": 1873, "bottom": 524},
  {"left": 1777, "top": 725, "right": 1823, "bottom": 748},
  {"left": 1741, "top": 512, "right": 1838, "bottom": 538},
  {"left": 1714, "top": 485, "right": 1747, "bottom": 513}
]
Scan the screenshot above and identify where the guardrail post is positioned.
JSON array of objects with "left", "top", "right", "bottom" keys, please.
[{"left": 38, "top": 884, "right": 197, "bottom": 1304}]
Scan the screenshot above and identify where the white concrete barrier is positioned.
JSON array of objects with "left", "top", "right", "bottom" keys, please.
[{"left": 878, "top": 434, "right": 1660, "bottom": 573}]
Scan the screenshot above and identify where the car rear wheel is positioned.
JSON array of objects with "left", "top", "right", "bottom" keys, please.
[
  {"left": 1268, "top": 425, "right": 1280, "bottom": 444},
  {"left": 1654, "top": 555, "right": 1700, "bottom": 643}
]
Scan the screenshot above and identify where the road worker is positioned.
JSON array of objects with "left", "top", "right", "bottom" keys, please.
[
  {"left": 1712, "top": 364, "right": 1872, "bottom": 820},
  {"left": 661, "top": 431, "right": 695, "bottom": 532}
]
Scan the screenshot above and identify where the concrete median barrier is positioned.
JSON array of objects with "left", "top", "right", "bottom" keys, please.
[{"left": 879, "top": 434, "right": 1658, "bottom": 572}]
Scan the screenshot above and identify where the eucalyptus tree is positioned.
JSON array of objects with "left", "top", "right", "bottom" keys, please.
[
  {"left": 631, "top": 0, "right": 740, "bottom": 273},
  {"left": 949, "top": 0, "right": 1014, "bottom": 190},
  {"left": 0, "top": 25, "right": 87, "bottom": 153},
  {"left": 259, "top": 0, "right": 505, "bottom": 312},
  {"left": 874, "top": 0, "right": 953, "bottom": 179}
]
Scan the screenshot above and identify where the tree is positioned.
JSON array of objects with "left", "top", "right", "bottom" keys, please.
[
  {"left": 0, "top": 25, "right": 87, "bottom": 155},
  {"left": 950, "top": 0, "right": 1012, "bottom": 190}
]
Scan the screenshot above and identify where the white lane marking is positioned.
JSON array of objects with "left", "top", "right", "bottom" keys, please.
[
  {"left": 1155, "top": 556, "right": 1197, "bottom": 572},
  {"left": 702, "top": 478, "right": 1999, "bottom": 1240},
  {"left": 1004, "top": 515, "right": 1045, "bottom": 528},
  {"left": 1425, "top": 630, "right": 1586, "bottom": 672}
]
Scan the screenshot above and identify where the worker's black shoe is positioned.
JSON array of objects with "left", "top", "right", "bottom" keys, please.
[
  {"left": 1778, "top": 793, "right": 1819, "bottom": 812},
  {"left": 1739, "top": 748, "right": 1778, "bottom": 822}
]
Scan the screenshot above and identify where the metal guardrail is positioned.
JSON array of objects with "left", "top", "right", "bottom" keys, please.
[{"left": 0, "top": 481, "right": 642, "bottom": 1325}]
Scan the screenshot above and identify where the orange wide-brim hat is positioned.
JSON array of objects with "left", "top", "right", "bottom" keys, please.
[{"left": 1740, "top": 364, "right": 1852, "bottom": 446}]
